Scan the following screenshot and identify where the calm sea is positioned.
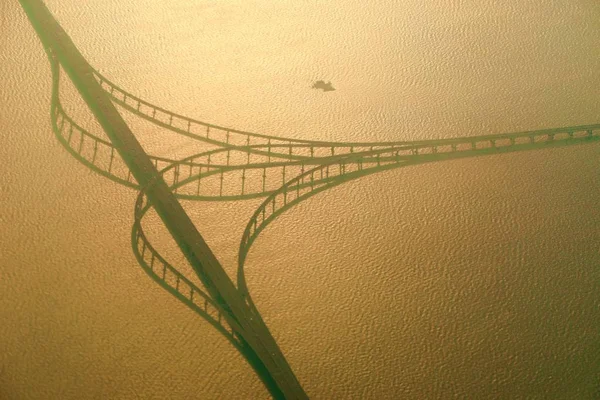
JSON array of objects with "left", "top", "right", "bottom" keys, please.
[{"left": 1, "top": 1, "right": 599, "bottom": 398}]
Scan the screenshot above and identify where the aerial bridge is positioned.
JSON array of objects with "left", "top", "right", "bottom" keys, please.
[{"left": 20, "top": 0, "right": 600, "bottom": 398}]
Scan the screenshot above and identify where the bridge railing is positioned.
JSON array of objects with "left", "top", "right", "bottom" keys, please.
[
  {"left": 171, "top": 123, "right": 600, "bottom": 201},
  {"left": 238, "top": 126, "right": 600, "bottom": 252},
  {"left": 92, "top": 67, "right": 600, "bottom": 165},
  {"left": 91, "top": 68, "right": 414, "bottom": 146},
  {"left": 49, "top": 55, "right": 216, "bottom": 190},
  {"left": 132, "top": 189, "right": 245, "bottom": 349},
  {"left": 235, "top": 126, "right": 600, "bottom": 299},
  {"left": 236, "top": 150, "right": 415, "bottom": 300}
]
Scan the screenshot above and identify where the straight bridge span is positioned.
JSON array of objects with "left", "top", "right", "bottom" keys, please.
[{"left": 19, "top": 0, "right": 599, "bottom": 398}]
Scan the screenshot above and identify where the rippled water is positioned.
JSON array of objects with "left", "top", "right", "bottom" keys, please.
[{"left": 1, "top": 1, "right": 599, "bottom": 399}]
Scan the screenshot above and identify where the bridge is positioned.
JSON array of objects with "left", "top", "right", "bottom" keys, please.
[{"left": 19, "top": 1, "right": 600, "bottom": 398}]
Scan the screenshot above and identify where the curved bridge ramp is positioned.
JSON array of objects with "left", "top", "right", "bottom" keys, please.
[
  {"left": 92, "top": 68, "right": 415, "bottom": 160},
  {"left": 131, "top": 192, "right": 245, "bottom": 350},
  {"left": 234, "top": 126, "right": 600, "bottom": 304}
]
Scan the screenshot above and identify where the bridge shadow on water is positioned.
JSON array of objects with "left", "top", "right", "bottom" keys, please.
[{"left": 32, "top": 10, "right": 600, "bottom": 397}]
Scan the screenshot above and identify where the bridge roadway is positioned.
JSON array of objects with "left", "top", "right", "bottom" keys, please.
[{"left": 19, "top": 1, "right": 308, "bottom": 398}]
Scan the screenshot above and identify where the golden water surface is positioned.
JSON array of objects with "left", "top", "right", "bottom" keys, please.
[{"left": 1, "top": 1, "right": 599, "bottom": 398}]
